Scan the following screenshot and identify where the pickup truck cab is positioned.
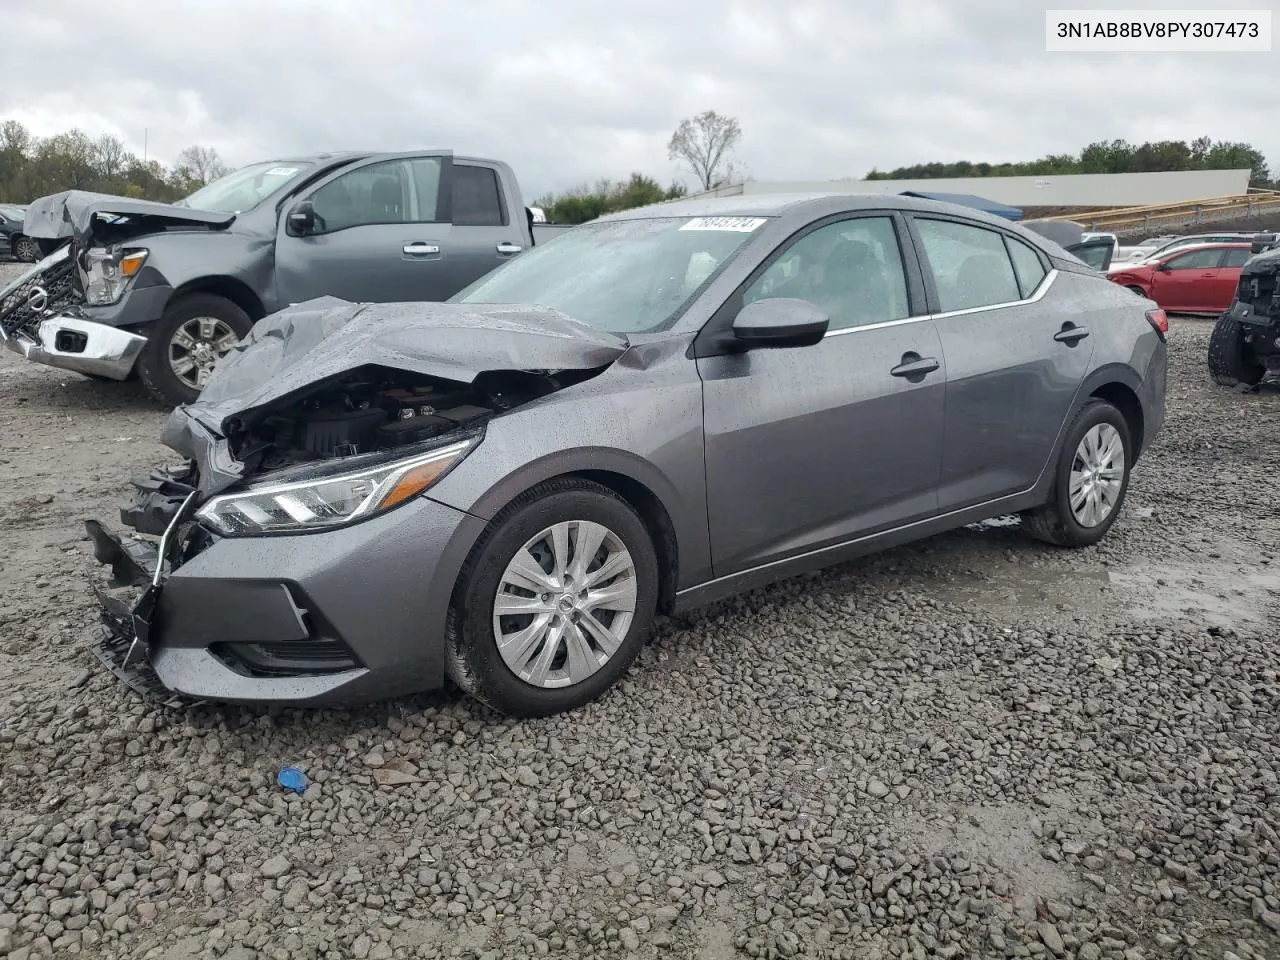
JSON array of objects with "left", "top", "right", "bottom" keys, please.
[{"left": 1, "top": 150, "right": 560, "bottom": 405}]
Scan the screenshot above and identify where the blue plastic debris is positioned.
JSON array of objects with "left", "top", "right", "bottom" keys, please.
[{"left": 277, "top": 766, "right": 308, "bottom": 794}]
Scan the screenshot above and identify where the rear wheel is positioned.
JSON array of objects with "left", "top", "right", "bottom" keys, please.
[
  {"left": 12, "top": 235, "right": 39, "bottom": 263},
  {"left": 1020, "top": 399, "right": 1132, "bottom": 548},
  {"left": 1207, "top": 310, "right": 1265, "bottom": 387},
  {"left": 445, "top": 478, "right": 659, "bottom": 717},
  {"left": 137, "top": 294, "right": 252, "bottom": 406}
]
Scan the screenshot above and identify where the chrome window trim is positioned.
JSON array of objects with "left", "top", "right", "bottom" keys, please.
[{"left": 824, "top": 269, "right": 1058, "bottom": 338}]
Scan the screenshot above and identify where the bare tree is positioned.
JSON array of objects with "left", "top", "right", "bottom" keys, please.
[
  {"left": 94, "top": 134, "right": 129, "bottom": 180},
  {"left": 667, "top": 110, "right": 743, "bottom": 191},
  {"left": 175, "top": 145, "right": 229, "bottom": 186}
]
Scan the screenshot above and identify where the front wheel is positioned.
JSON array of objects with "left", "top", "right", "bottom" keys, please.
[
  {"left": 1020, "top": 399, "right": 1132, "bottom": 548},
  {"left": 137, "top": 294, "right": 252, "bottom": 406},
  {"left": 445, "top": 478, "right": 659, "bottom": 717}
]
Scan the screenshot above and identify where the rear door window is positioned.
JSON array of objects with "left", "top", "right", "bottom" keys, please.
[
  {"left": 1220, "top": 248, "right": 1253, "bottom": 268},
  {"left": 451, "top": 165, "right": 506, "bottom": 226},
  {"left": 913, "top": 218, "right": 1023, "bottom": 311}
]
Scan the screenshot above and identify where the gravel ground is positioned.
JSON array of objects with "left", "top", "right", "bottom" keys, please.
[{"left": 1, "top": 259, "right": 1278, "bottom": 960}]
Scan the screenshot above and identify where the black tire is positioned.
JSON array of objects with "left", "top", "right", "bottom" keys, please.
[
  {"left": 1020, "top": 399, "right": 1132, "bottom": 549},
  {"left": 12, "top": 235, "right": 39, "bottom": 263},
  {"left": 137, "top": 294, "right": 252, "bottom": 406},
  {"left": 445, "top": 478, "right": 659, "bottom": 718},
  {"left": 1125, "top": 285, "right": 1148, "bottom": 298},
  {"left": 1206, "top": 310, "right": 1265, "bottom": 388}
]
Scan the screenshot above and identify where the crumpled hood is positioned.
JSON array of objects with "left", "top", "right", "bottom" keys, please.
[
  {"left": 21, "top": 189, "right": 235, "bottom": 243},
  {"left": 160, "top": 296, "right": 629, "bottom": 495}
]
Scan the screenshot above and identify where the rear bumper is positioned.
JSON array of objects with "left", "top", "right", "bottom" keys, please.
[{"left": 2, "top": 315, "right": 146, "bottom": 380}]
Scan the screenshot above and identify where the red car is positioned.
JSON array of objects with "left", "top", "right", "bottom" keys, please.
[{"left": 1107, "top": 242, "right": 1254, "bottom": 314}]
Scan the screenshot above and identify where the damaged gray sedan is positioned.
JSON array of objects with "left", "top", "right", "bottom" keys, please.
[{"left": 86, "top": 193, "right": 1168, "bottom": 717}]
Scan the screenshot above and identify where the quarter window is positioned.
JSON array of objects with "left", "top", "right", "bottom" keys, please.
[
  {"left": 309, "top": 157, "right": 443, "bottom": 233},
  {"left": 1004, "top": 236, "right": 1048, "bottom": 298},
  {"left": 743, "top": 216, "right": 911, "bottom": 331},
  {"left": 914, "top": 218, "right": 1023, "bottom": 311}
]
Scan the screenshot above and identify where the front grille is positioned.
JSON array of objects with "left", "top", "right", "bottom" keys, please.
[
  {"left": 213, "top": 639, "right": 360, "bottom": 677},
  {"left": 0, "top": 246, "right": 80, "bottom": 337}
]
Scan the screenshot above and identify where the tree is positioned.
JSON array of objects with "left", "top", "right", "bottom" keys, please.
[
  {"left": 93, "top": 134, "right": 129, "bottom": 180},
  {"left": 667, "top": 110, "right": 742, "bottom": 191},
  {"left": 535, "top": 173, "right": 687, "bottom": 225},
  {"left": 174, "top": 145, "right": 229, "bottom": 187}
]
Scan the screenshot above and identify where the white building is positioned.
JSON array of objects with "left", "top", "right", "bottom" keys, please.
[{"left": 688, "top": 168, "right": 1254, "bottom": 209}]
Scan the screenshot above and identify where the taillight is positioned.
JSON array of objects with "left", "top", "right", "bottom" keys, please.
[{"left": 1145, "top": 308, "right": 1169, "bottom": 341}]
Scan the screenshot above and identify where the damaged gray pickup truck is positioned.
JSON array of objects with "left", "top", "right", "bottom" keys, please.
[
  {"left": 0, "top": 151, "right": 567, "bottom": 405},
  {"left": 84, "top": 193, "right": 1168, "bottom": 719}
]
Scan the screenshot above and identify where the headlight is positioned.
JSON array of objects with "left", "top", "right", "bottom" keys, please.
[
  {"left": 195, "top": 439, "right": 475, "bottom": 536},
  {"left": 82, "top": 247, "right": 148, "bottom": 305}
]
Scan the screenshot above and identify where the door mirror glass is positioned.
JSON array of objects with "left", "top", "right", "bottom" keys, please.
[
  {"left": 286, "top": 199, "right": 316, "bottom": 236},
  {"left": 731, "top": 298, "right": 829, "bottom": 348}
]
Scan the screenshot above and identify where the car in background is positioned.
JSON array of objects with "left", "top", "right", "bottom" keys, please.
[
  {"left": 1107, "top": 241, "right": 1254, "bottom": 314},
  {"left": 2, "top": 151, "right": 568, "bottom": 406},
  {"left": 0, "top": 204, "right": 39, "bottom": 262},
  {"left": 1115, "top": 234, "right": 1179, "bottom": 262},
  {"left": 1114, "top": 232, "right": 1274, "bottom": 270},
  {"left": 85, "top": 192, "right": 1168, "bottom": 716}
]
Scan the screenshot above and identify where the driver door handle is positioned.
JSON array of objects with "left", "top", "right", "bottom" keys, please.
[
  {"left": 403, "top": 242, "right": 440, "bottom": 256},
  {"left": 496, "top": 242, "right": 524, "bottom": 255}
]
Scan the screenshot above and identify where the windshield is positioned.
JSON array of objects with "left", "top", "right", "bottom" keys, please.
[
  {"left": 452, "top": 215, "right": 767, "bottom": 333},
  {"left": 0, "top": 204, "right": 22, "bottom": 220},
  {"left": 178, "top": 161, "right": 314, "bottom": 214}
]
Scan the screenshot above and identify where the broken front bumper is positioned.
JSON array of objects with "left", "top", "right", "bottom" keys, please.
[
  {"left": 2, "top": 315, "right": 146, "bottom": 380},
  {"left": 85, "top": 486, "right": 488, "bottom": 708}
]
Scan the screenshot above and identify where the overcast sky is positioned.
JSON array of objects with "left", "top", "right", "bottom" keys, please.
[{"left": 3, "top": 0, "right": 1275, "bottom": 199}]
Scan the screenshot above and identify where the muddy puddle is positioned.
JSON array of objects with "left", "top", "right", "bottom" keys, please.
[{"left": 933, "top": 518, "right": 1280, "bottom": 630}]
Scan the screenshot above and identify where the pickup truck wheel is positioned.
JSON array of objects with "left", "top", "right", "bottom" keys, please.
[
  {"left": 12, "top": 235, "right": 39, "bottom": 262},
  {"left": 138, "top": 294, "right": 252, "bottom": 406}
]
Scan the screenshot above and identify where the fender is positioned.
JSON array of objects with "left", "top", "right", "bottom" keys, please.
[{"left": 450, "top": 444, "right": 709, "bottom": 591}]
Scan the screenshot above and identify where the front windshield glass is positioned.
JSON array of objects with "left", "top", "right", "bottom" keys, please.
[
  {"left": 179, "top": 161, "right": 313, "bottom": 214},
  {"left": 452, "top": 215, "right": 769, "bottom": 333}
]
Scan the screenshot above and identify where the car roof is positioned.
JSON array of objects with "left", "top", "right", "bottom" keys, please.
[{"left": 593, "top": 190, "right": 1034, "bottom": 231}]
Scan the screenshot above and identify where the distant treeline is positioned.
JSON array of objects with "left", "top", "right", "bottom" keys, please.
[
  {"left": 865, "top": 137, "right": 1273, "bottom": 188},
  {"left": 534, "top": 173, "right": 687, "bottom": 224},
  {"left": 0, "top": 120, "right": 228, "bottom": 204}
]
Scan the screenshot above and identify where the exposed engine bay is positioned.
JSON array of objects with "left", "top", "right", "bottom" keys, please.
[
  {"left": 119, "top": 363, "right": 602, "bottom": 537},
  {"left": 223, "top": 364, "right": 585, "bottom": 474}
]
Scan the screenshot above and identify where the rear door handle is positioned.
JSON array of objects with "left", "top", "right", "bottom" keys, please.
[
  {"left": 496, "top": 242, "right": 524, "bottom": 255},
  {"left": 889, "top": 353, "right": 940, "bottom": 379},
  {"left": 1054, "top": 324, "right": 1090, "bottom": 345},
  {"left": 403, "top": 242, "right": 440, "bottom": 256}
]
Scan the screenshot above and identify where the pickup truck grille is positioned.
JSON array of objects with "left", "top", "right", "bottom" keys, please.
[{"left": 0, "top": 248, "right": 79, "bottom": 338}]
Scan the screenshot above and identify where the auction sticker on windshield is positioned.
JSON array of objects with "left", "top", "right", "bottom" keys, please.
[
  {"left": 680, "top": 217, "right": 768, "bottom": 232},
  {"left": 264, "top": 167, "right": 302, "bottom": 177}
]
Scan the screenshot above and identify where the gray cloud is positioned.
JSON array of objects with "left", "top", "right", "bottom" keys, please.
[{"left": 2, "top": 0, "right": 1275, "bottom": 199}]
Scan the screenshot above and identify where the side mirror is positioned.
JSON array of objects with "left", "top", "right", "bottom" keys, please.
[
  {"left": 286, "top": 199, "right": 316, "bottom": 236},
  {"left": 1154, "top": 261, "right": 1171, "bottom": 272},
  {"left": 731, "top": 298, "right": 829, "bottom": 348}
]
